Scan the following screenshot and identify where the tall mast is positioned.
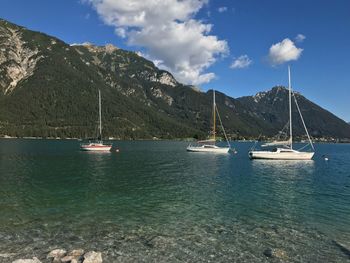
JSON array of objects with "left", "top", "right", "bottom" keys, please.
[
  {"left": 288, "top": 66, "right": 293, "bottom": 149},
  {"left": 99, "top": 89, "right": 102, "bottom": 140},
  {"left": 213, "top": 89, "right": 216, "bottom": 141}
]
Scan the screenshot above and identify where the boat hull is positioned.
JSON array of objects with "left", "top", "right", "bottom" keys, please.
[
  {"left": 187, "top": 146, "right": 230, "bottom": 153},
  {"left": 249, "top": 150, "right": 314, "bottom": 160},
  {"left": 80, "top": 143, "right": 112, "bottom": 152}
]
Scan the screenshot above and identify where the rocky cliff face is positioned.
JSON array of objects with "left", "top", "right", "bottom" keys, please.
[
  {"left": 0, "top": 18, "right": 349, "bottom": 139},
  {"left": 0, "top": 21, "right": 43, "bottom": 94}
]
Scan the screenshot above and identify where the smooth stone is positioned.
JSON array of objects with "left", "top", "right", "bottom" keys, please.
[
  {"left": 68, "top": 249, "right": 85, "bottom": 258},
  {"left": 12, "top": 257, "right": 41, "bottom": 263},
  {"left": 83, "top": 251, "right": 102, "bottom": 263},
  {"left": 61, "top": 255, "right": 74, "bottom": 262},
  {"left": 263, "top": 248, "right": 273, "bottom": 257},
  {"left": 47, "top": 249, "right": 67, "bottom": 259}
]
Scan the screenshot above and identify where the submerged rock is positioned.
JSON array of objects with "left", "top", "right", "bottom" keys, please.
[
  {"left": 263, "top": 248, "right": 288, "bottom": 259},
  {"left": 332, "top": 240, "right": 350, "bottom": 257},
  {"left": 12, "top": 257, "right": 41, "bottom": 263},
  {"left": 83, "top": 251, "right": 102, "bottom": 263},
  {"left": 263, "top": 248, "right": 273, "bottom": 257},
  {"left": 273, "top": 249, "right": 288, "bottom": 259}
]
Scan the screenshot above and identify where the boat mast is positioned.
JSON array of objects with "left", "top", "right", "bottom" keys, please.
[
  {"left": 213, "top": 90, "right": 216, "bottom": 142},
  {"left": 99, "top": 89, "right": 102, "bottom": 141},
  {"left": 288, "top": 66, "right": 293, "bottom": 149}
]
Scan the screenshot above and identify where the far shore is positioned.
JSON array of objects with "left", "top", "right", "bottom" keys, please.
[{"left": 1, "top": 135, "right": 349, "bottom": 143}]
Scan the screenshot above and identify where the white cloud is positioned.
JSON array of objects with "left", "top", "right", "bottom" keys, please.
[
  {"left": 295, "top": 34, "right": 306, "bottom": 42},
  {"left": 218, "top": 6, "right": 228, "bottom": 13},
  {"left": 268, "top": 38, "right": 303, "bottom": 66},
  {"left": 115, "top": 28, "right": 126, "bottom": 38},
  {"left": 85, "top": 0, "right": 228, "bottom": 85},
  {"left": 230, "top": 55, "right": 252, "bottom": 69}
]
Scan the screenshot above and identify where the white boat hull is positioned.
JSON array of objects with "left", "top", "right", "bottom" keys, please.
[
  {"left": 187, "top": 145, "right": 230, "bottom": 153},
  {"left": 80, "top": 143, "right": 112, "bottom": 152},
  {"left": 249, "top": 150, "right": 314, "bottom": 160}
]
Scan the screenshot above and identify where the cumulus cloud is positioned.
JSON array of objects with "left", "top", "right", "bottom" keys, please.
[
  {"left": 230, "top": 55, "right": 252, "bottom": 69},
  {"left": 85, "top": 0, "right": 228, "bottom": 85},
  {"left": 115, "top": 27, "right": 127, "bottom": 38},
  {"left": 295, "top": 34, "right": 306, "bottom": 42},
  {"left": 268, "top": 38, "right": 303, "bottom": 66},
  {"left": 218, "top": 6, "right": 228, "bottom": 13}
]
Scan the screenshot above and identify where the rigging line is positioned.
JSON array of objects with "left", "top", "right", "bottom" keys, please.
[
  {"left": 215, "top": 105, "right": 231, "bottom": 148},
  {"left": 250, "top": 140, "right": 258, "bottom": 151},
  {"left": 277, "top": 121, "right": 290, "bottom": 141},
  {"left": 250, "top": 134, "right": 261, "bottom": 151},
  {"left": 297, "top": 143, "right": 311, "bottom": 151},
  {"left": 292, "top": 92, "right": 315, "bottom": 151}
]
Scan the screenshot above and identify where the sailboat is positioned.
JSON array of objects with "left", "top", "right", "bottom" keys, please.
[
  {"left": 80, "top": 89, "right": 113, "bottom": 151},
  {"left": 187, "top": 90, "right": 231, "bottom": 153},
  {"left": 249, "top": 66, "right": 314, "bottom": 160}
]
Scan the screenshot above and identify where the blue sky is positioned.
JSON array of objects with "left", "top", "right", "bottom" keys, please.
[{"left": 0, "top": 0, "right": 349, "bottom": 122}]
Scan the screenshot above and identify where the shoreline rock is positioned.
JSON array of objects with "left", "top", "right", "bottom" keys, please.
[
  {"left": 47, "top": 249, "right": 67, "bottom": 259},
  {"left": 44, "top": 249, "right": 101, "bottom": 263},
  {"left": 83, "top": 251, "right": 102, "bottom": 263}
]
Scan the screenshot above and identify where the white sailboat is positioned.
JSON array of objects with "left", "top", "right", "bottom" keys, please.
[
  {"left": 187, "top": 90, "right": 232, "bottom": 153},
  {"left": 80, "top": 89, "right": 113, "bottom": 151},
  {"left": 249, "top": 66, "right": 315, "bottom": 160}
]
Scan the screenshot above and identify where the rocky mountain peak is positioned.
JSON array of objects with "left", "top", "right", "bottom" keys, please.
[
  {"left": 155, "top": 71, "right": 177, "bottom": 87},
  {"left": 71, "top": 42, "right": 118, "bottom": 54},
  {"left": 105, "top": 43, "right": 118, "bottom": 53},
  {"left": 252, "top": 86, "right": 302, "bottom": 103}
]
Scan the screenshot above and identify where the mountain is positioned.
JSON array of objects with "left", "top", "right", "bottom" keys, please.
[
  {"left": 238, "top": 87, "right": 350, "bottom": 139},
  {"left": 0, "top": 18, "right": 349, "bottom": 140}
]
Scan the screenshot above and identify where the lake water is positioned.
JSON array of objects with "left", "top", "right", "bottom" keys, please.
[{"left": 0, "top": 139, "right": 349, "bottom": 262}]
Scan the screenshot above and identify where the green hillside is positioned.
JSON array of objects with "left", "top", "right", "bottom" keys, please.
[{"left": 1, "top": 18, "right": 349, "bottom": 140}]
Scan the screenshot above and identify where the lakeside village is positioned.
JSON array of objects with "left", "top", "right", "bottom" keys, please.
[{"left": 1, "top": 134, "right": 350, "bottom": 143}]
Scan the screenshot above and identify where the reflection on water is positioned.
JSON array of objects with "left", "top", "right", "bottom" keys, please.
[
  {"left": 250, "top": 159, "right": 316, "bottom": 225},
  {"left": 251, "top": 159, "right": 315, "bottom": 178}
]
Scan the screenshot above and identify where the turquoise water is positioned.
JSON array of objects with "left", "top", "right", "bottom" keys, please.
[{"left": 0, "top": 139, "right": 349, "bottom": 262}]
